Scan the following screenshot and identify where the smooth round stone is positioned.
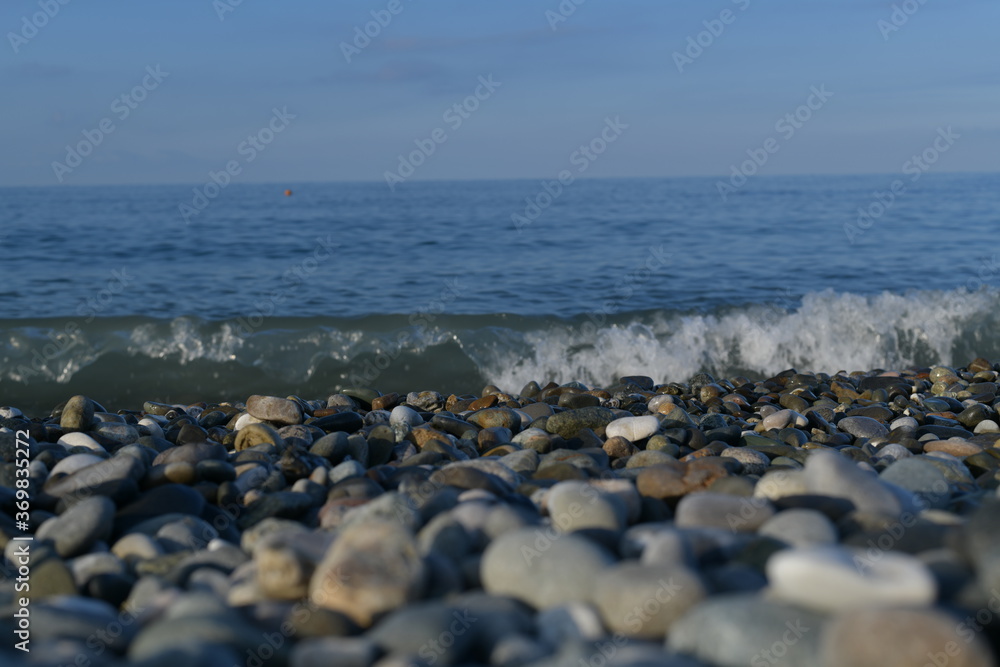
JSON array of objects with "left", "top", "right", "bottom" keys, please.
[
  {"left": 480, "top": 527, "right": 616, "bottom": 609},
  {"left": 667, "top": 593, "right": 826, "bottom": 667},
  {"left": 819, "top": 607, "right": 995, "bottom": 667},
  {"left": 310, "top": 521, "right": 426, "bottom": 627},
  {"left": 647, "top": 395, "right": 676, "bottom": 412},
  {"left": 57, "top": 432, "right": 106, "bottom": 453},
  {"left": 234, "top": 422, "right": 283, "bottom": 451},
  {"left": 762, "top": 409, "right": 808, "bottom": 431},
  {"left": 889, "top": 416, "right": 919, "bottom": 432},
  {"left": 879, "top": 458, "right": 951, "bottom": 510},
  {"left": 70, "top": 552, "right": 127, "bottom": 586},
  {"left": 156, "top": 516, "right": 219, "bottom": 551},
  {"left": 720, "top": 447, "right": 770, "bottom": 475},
  {"left": 152, "top": 442, "right": 228, "bottom": 466},
  {"left": 923, "top": 439, "right": 983, "bottom": 458},
  {"left": 466, "top": 407, "right": 521, "bottom": 433},
  {"left": 975, "top": 419, "right": 1000, "bottom": 434},
  {"left": 871, "top": 443, "right": 912, "bottom": 464},
  {"left": 676, "top": 492, "right": 775, "bottom": 532},
  {"left": 758, "top": 509, "right": 837, "bottom": 547},
  {"left": 838, "top": 416, "right": 889, "bottom": 440},
  {"left": 112, "top": 533, "right": 165, "bottom": 562},
  {"left": 137, "top": 417, "right": 165, "bottom": 439},
  {"left": 116, "top": 484, "right": 207, "bottom": 532},
  {"left": 50, "top": 452, "right": 105, "bottom": 477},
  {"left": 546, "top": 481, "right": 627, "bottom": 532},
  {"left": 605, "top": 415, "right": 660, "bottom": 442},
  {"left": 626, "top": 450, "right": 678, "bottom": 469},
  {"left": 429, "top": 466, "right": 511, "bottom": 496},
  {"left": 544, "top": 406, "right": 617, "bottom": 439},
  {"left": 36, "top": 496, "right": 115, "bottom": 558},
  {"left": 389, "top": 405, "right": 423, "bottom": 429},
  {"left": 246, "top": 394, "right": 303, "bottom": 425},
  {"left": 439, "top": 459, "right": 521, "bottom": 489},
  {"left": 803, "top": 450, "right": 916, "bottom": 518},
  {"left": 766, "top": 545, "right": 937, "bottom": 613},
  {"left": 93, "top": 422, "right": 139, "bottom": 445},
  {"left": 592, "top": 563, "right": 706, "bottom": 639},
  {"left": 752, "top": 470, "right": 808, "bottom": 500},
  {"left": 367, "top": 601, "right": 477, "bottom": 665},
  {"left": 60, "top": 395, "right": 95, "bottom": 432}
]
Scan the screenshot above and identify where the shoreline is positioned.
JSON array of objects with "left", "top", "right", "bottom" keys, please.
[{"left": 2, "top": 359, "right": 1000, "bottom": 664}]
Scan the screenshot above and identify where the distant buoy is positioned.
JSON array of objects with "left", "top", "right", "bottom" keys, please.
[{"left": 284, "top": 189, "right": 293, "bottom": 196}]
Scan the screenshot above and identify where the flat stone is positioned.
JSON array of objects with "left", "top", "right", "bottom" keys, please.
[
  {"left": 480, "top": 527, "right": 615, "bottom": 609},
  {"left": 544, "top": 406, "right": 618, "bottom": 439},
  {"left": 153, "top": 442, "right": 228, "bottom": 466},
  {"left": 591, "top": 563, "right": 706, "bottom": 639},
  {"left": 879, "top": 457, "right": 952, "bottom": 510},
  {"left": 57, "top": 432, "right": 106, "bottom": 453},
  {"left": 36, "top": 496, "right": 115, "bottom": 557},
  {"left": 802, "top": 450, "right": 915, "bottom": 518},
  {"left": 605, "top": 415, "right": 660, "bottom": 442},
  {"left": 467, "top": 408, "right": 520, "bottom": 432},
  {"left": 675, "top": 492, "right": 775, "bottom": 532},
  {"left": 668, "top": 593, "right": 826, "bottom": 667},
  {"left": 43, "top": 453, "right": 147, "bottom": 500},
  {"left": 246, "top": 394, "right": 303, "bottom": 425},
  {"left": 819, "top": 607, "right": 995, "bottom": 667},
  {"left": 758, "top": 509, "right": 837, "bottom": 547},
  {"left": 838, "top": 416, "right": 889, "bottom": 440},
  {"left": 50, "top": 453, "right": 106, "bottom": 476},
  {"left": 720, "top": 447, "right": 770, "bottom": 475},
  {"left": 366, "top": 601, "right": 477, "bottom": 666},
  {"left": 766, "top": 545, "right": 937, "bottom": 613},
  {"left": 546, "top": 481, "right": 627, "bottom": 532},
  {"left": 310, "top": 521, "right": 426, "bottom": 627}
]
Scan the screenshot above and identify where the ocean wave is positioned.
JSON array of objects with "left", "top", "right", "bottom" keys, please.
[{"left": 1, "top": 288, "right": 998, "bottom": 414}]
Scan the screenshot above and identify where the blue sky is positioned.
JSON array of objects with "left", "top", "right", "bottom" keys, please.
[{"left": 1, "top": 0, "right": 996, "bottom": 186}]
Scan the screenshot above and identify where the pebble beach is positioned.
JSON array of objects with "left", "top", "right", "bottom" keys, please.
[{"left": 3, "top": 361, "right": 1000, "bottom": 666}]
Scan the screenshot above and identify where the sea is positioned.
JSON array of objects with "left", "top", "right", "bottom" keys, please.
[{"left": 2, "top": 173, "right": 999, "bottom": 415}]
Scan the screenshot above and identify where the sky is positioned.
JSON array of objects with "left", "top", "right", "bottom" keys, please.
[{"left": 0, "top": 0, "right": 997, "bottom": 187}]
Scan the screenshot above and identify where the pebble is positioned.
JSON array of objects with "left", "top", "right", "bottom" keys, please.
[
  {"left": 591, "top": 562, "right": 706, "bottom": 639},
  {"left": 802, "top": 449, "right": 917, "bottom": 518},
  {"left": 8, "top": 360, "right": 1000, "bottom": 665},
  {"left": 668, "top": 593, "right": 826, "bottom": 667},
  {"left": 36, "top": 496, "right": 115, "bottom": 557},
  {"left": 758, "top": 508, "right": 838, "bottom": 547},
  {"left": 546, "top": 481, "right": 627, "bottom": 532},
  {"left": 820, "top": 607, "right": 995, "bottom": 667},
  {"left": 767, "top": 545, "right": 937, "bottom": 612},
  {"left": 675, "top": 492, "right": 775, "bottom": 532},
  {"left": 310, "top": 521, "right": 426, "bottom": 627},
  {"left": 480, "top": 527, "right": 615, "bottom": 609},
  {"left": 838, "top": 415, "right": 890, "bottom": 439},
  {"left": 605, "top": 415, "right": 660, "bottom": 442},
  {"left": 246, "top": 394, "right": 303, "bottom": 425}
]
